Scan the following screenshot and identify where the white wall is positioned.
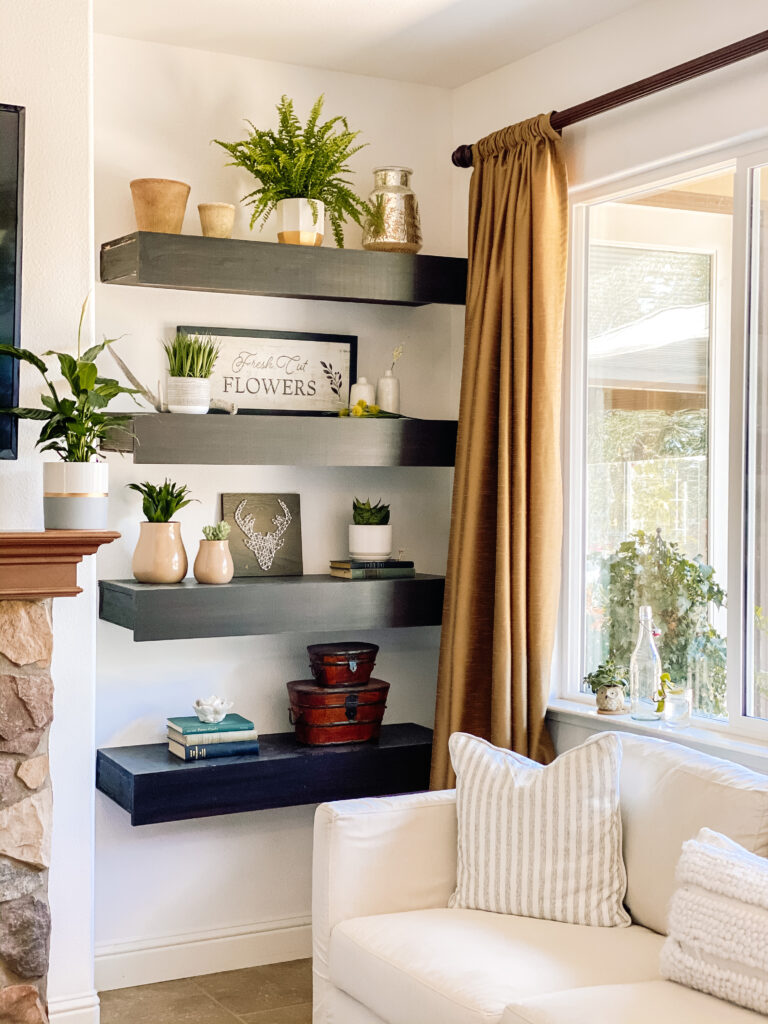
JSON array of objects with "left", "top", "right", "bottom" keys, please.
[
  {"left": 0, "top": 2, "right": 101, "bottom": 1021},
  {"left": 92, "top": 34, "right": 458, "bottom": 988}
]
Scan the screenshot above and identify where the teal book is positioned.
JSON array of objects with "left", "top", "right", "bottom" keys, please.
[
  {"left": 166, "top": 713, "right": 254, "bottom": 736},
  {"left": 168, "top": 738, "right": 260, "bottom": 761}
]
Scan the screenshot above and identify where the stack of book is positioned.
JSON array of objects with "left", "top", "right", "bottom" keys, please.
[
  {"left": 329, "top": 559, "right": 415, "bottom": 580},
  {"left": 167, "top": 713, "right": 260, "bottom": 761}
]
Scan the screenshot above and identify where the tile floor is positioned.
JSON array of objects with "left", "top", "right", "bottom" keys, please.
[{"left": 99, "top": 958, "right": 312, "bottom": 1024}]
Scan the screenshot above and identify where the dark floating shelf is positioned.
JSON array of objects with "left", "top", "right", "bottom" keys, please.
[
  {"left": 99, "top": 573, "right": 446, "bottom": 641},
  {"left": 102, "top": 412, "right": 458, "bottom": 467},
  {"left": 96, "top": 723, "right": 433, "bottom": 825},
  {"left": 100, "top": 232, "right": 467, "bottom": 307}
]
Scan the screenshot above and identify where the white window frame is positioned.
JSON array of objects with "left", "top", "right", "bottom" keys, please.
[{"left": 558, "top": 135, "right": 768, "bottom": 744}]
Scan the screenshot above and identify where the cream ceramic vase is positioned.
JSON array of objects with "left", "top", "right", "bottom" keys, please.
[
  {"left": 132, "top": 522, "right": 188, "bottom": 583},
  {"left": 376, "top": 370, "right": 400, "bottom": 413},
  {"left": 198, "top": 202, "right": 235, "bottom": 238},
  {"left": 193, "top": 540, "right": 234, "bottom": 584},
  {"left": 43, "top": 461, "right": 108, "bottom": 530},
  {"left": 166, "top": 377, "right": 211, "bottom": 415},
  {"left": 349, "top": 524, "right": 393, "bottom": 560},
  {"left": 276, "top": 198, "right": 324, "bottom": 246},
  {"left": 130, "top": 178, "right": 190, "bottom": 233}
]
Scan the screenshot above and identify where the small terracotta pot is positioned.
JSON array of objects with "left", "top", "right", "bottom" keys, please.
[
  {"left": 193, "top": 540, "right": 234, "bottom": 585},
  {"left": 130, "top": 178, "right": 190, "bottom": 233},
  {"left": 198, "top": 203, "right": 235, "bottom": 238},
  {"left": 132, "top": 522, "right": 188, "bottom": 584}
]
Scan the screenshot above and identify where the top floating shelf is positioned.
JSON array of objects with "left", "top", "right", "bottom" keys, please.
[{"left": 100, "top": 232, "right": 467, "bottom": 307}]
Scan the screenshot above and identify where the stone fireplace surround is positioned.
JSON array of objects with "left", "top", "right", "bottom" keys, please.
[{"left": 0, "top": 532, "right": 118, "bottom": 1024}]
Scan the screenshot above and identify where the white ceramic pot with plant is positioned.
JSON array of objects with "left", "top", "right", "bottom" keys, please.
[
  {"left": 0, "top": 297, "right": 137, "bottom": 530},
  {"left": 193, "top": 521, "right": 234, "bottom": 585},
  {"left": 584, "top": 663, "right": 628, "bottom": 716},
  {"left": 214, "top": 94, "right": 373, "bottom": 249},
  {"left": 348, "top": 497, "right": 392, "bottom": 560},
  {"left": 128, "top": 479, "right": 194, "bottom": 584},
  {"left": 164, "top": 330, "right": 220, "bottom": 415}
]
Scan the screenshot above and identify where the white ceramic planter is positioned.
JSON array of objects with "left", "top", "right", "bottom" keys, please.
[
  {"left": 349, "top": 377, "right": 376, "bottom": 406},
  {"left": 276, "top": 198, "right": 325, "bottom": 246},
  {"left": 132, "top": 522, "right": 188, "bottom": 583},
  {"left": 43, "top": 461, "right": 108, "bottom": 530},
  {"left": 166, "top": 377, "right": 211, "bottom": 415},
  {"left": 349, "top": 524, "right": 393, "bottom": 560},
  {"left": 376, "top": 370, "right": 400, "bottom": 413}
]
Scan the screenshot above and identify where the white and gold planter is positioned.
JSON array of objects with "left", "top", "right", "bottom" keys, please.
[
  {"left": 43, "top": 461, "right": 109, "bottom": 530},
  {"left": 166, "top": 376, "right": 211, "bottom": 415},
  {"left": 276, "top": 198, "right": 325, "bottom": 246}
]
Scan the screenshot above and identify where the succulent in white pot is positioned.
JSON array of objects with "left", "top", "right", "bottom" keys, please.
[
  {"left": 164, "top": 331, "right": 220, "bottom": 415},
  {"left": 0, "top": 298, "right": 138, "bottom": 529},
  {"left": 348, "top": 497, "right": 392, "bottom": 560}
]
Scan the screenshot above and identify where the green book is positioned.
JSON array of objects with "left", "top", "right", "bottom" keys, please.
[
  {"left": 166, "top": 713, "right": 254, "bottom": 736},
  {"left": 329, "top": 567, "right": 416, "bottom": 580}
]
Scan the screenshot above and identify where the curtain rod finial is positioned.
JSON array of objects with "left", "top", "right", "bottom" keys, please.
[{"left": 452, "top": 144, "right": 474, "bottom": 168}]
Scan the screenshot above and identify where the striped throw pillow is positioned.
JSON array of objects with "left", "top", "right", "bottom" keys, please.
[{"left": 448, "top": 731, "right": 630, "bottom": 927}]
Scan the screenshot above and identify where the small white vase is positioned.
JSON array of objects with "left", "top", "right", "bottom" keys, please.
[
  {"left": 376, "top": 370, "right": 400, "bottom": 414},
  {"left": 349, "top": 377, "right": 376, "bottom": 406},
  {"left": 166, "top": 377, "right": 211, "bottom": 415},
  {"left": 43, "top": 461, "right": 109, "bottom": 530},
  {"left": 349, "top": 524, "right": 393, "bottom": 560},
  {"left": 276, "top": 198, "right": 325, "bottom": 246}
]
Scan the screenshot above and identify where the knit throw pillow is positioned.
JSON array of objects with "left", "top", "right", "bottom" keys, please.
[
  {"left": 661, "top": 828, "right": 768, "bottom": 1014},
  {"left": 448, "top": 731, "right": 630, "bottom": 927}
]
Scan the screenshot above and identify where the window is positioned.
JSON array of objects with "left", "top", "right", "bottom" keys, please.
[{"left": 564, "top": 145, "right": 768, "bottom": 739}]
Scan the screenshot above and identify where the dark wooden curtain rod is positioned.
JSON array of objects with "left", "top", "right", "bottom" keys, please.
[{"left": 451, "top": 28, "right": 768, "bottom": 167}]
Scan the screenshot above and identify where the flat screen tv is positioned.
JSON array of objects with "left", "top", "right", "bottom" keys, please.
[{"left": 0, "top": 104, "right": 24, "bottom": 460}]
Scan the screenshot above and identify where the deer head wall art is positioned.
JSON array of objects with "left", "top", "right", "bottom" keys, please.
[{"left": 222, "top": 493, "right": 303, "bottom": 576}]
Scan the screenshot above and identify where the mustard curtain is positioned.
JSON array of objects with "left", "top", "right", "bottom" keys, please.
[{"left": 430, "top": 113, "right": 568, "bottom": 787}]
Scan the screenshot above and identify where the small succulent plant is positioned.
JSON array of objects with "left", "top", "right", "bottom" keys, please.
[
  {"left": 352, "top": 497, "right": 390, "bottom": 526},
  {"left": 582, "top": 659, "right": 628, "bottom": 694},
  {"left": 127, "top": 479, "right": 195, "bottom": 523},
  {"left": 202, "top": 521, "right": 231, "bottom": 541}
]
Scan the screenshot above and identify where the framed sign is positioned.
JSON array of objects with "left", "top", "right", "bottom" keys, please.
[
  {"left": 0, "top": 104, "right": 24, "bottom": 460},
  {"left": 222, "top": 492, "right": 303, "bottom": 577},
  {"left": 179, "top": 326, "right": 356, "bottom": 415}
]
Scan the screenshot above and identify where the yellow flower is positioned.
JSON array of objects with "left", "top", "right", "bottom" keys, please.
[
  {"left": 351, "top": 404, "right": 364, "bottom": 417},
  {"left": 339, "top": 407, "right": 350, "bottom": 417},
  {"left": 355, "top": 399, "right": 367, "bottom": 409},
  {"left": 368, "top": 404, "right": 380, "bottom": 414}
]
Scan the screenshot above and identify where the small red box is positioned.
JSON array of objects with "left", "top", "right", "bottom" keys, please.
[
  {"left": 287, "top": 678, "right": 389, "bottom": 745},
  {"left": 307, "top": 642, "right": 379, "bottom": 687}
]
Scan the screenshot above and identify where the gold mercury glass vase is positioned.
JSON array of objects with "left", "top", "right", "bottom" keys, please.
[{"left": 362, "top": 166, "right": 422, "bottom": 254}]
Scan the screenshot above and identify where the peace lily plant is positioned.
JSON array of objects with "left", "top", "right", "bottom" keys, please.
[{"left": 0, "top": 298, "right": 138, "bottom": 529}]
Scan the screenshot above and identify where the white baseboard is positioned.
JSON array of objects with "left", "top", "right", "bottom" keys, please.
[
  {"left": 48, "top": 991, "right": 100, "bottom": 1024},
  {"left": 95, "top": 914, "right": 312, "bottom": 991}
]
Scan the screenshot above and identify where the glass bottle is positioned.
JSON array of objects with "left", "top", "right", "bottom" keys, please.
[{"left": 630, "top": 605, "right": 662, "bottom": 721}]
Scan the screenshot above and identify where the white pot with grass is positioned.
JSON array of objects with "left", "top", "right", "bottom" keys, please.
[
  {"left": 164, "top": 331, "right": 220, "bottom": 414},
  {"left": 348, "top": 497, "right": 392, "bottom": 559}
]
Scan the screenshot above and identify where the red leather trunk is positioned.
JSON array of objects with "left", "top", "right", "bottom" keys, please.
[
  {"left": 287, "top": 678, "right": 389, "bottom": 745},
  {"left": 307, "top": 642, "right": 379, "bottom": 687}
]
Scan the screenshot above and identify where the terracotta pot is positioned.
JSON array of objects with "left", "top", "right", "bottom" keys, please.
[
  {"left": 276, "top": 198, "right": 324, "bottom": 246},
  {"left": 348, "top": 523, "right": 392, "bottom": 560},
  {"left": 198, "top": 202, "right": 235, "bottom": 238},
  {"left": 132, "top": 522, "right": 188, "bottom": 584},
  {"left": 166, "top": 377, "right": 211, "bottom": 415},
  {"left": 43, "top": 461, "right": 108, "bottom": 530},
  {"left": 193, "top": 540, "right": 234, "bottom": 585},
  {"left": 130, "top": 178, "right": 190, "bottom": 233}
]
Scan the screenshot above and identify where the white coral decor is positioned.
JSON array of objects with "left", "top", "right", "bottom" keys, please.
[{"left": 193, "top": 696, "right": 234, "bottom": 724}]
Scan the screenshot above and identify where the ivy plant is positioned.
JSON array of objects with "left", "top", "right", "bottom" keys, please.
[
  {"left": 586, "top": 528, "right": 727, "bottom": 717},
  {"left": 214, "top": 94, "right": 371, "bottom": 248}
]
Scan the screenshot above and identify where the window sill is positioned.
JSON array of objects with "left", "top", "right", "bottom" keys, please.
[{"left": 547, "top": 697, "right": 768, "bottom": 775}]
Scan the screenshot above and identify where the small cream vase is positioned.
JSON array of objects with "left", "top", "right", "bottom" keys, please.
[
  {"left": 193, "top": 540, "right": 234, "bottom": 585},
  {"left": 166, "top": 377, "right": 211, "bottom": 415},
  {"left": 132, "top": 522, "right": 188, "bottom": 584},
  {"left": 198, "top": 203, "right": 235, "bottom": 238},
  {"left": 276, "top": 198, "right": 324, "bottom": 246},
  {"left": 376, "top": 370, "right": 400, "bottom": 413}
]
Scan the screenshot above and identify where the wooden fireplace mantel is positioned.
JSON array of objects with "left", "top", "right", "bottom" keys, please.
[{"left": 0, "top": 530, "right": 120, "bottom": 599}]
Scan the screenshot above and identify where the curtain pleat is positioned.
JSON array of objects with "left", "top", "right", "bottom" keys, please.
[{"left": 430, "top": 113, "right": 568, "bottom": 788}]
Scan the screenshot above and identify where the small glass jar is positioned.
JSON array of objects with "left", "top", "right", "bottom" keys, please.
[{"left": 663, "top": 686, "right": 692, "bottom": 728}]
